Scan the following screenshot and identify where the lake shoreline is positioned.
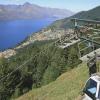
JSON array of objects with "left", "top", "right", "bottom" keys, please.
[{"left": 0, "top": 28, "right": 73, "bottom": 58}]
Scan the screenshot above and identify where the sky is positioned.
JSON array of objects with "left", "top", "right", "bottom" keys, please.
[{"left": 0, "top": 0, "right": 100, "bottom": 12}]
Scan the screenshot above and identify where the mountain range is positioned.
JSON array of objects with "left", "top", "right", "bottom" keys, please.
[{"left": 0, "top": 2, "right": 74, "bottom": 21}]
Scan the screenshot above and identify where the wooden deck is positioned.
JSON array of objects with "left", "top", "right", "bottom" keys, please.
[{"left": 80, "top": 48, "right": 100, "bottom": 62}]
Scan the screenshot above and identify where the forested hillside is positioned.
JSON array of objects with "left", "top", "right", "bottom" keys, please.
[
  {"left": 49, "top": 6, "right": 100, "bottom": 29},
  {"left": 0, "top": 40, "right": 80, "bottom": 100}
]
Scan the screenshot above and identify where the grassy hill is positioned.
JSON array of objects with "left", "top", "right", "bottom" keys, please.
[
  {"left": 49, "top": 6, "right": 100, "bottom": 29},
  {"left": 17, "top": 63, "right": 89, "bottom": 100}
]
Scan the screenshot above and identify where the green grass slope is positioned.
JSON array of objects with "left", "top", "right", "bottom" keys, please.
[{"left": 17, "top": 63, "right": 89, "bottom": 100}]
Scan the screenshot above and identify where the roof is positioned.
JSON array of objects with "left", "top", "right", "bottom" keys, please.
[{"left": 91, "top": 73, "right": 100, "bottom": 83}]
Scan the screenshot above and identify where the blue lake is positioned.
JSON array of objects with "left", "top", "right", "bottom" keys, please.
[{"left": 0, "top": 18, "right": 56, "bottom": 51}]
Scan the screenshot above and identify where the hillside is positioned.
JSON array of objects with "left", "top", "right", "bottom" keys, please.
[
  {"left": 49, "top": 6, "right": 100, "bottom": 29},
  {"left": 26, "top": 6, "right": 100, "bottom": 46},
  {"left": 0, "top": 40, "right": 81, "bottom": 100},
  {"left": 17, "top": 63, "right": 88, "bottom": 100},
  {"left": 0, "top": 2, "right": 74, "bottom": 21}
]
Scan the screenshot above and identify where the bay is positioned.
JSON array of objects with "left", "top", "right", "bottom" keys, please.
[{"left": 0, "top": 18, "right": 56, "bottom": 51}]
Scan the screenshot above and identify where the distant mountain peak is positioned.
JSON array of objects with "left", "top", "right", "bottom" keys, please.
[
  {"left": 23, "top": 2, "right": 40, "bottom": 8},
  {"left": 24, "top": 2, "right": 31, "bottom": 6}
]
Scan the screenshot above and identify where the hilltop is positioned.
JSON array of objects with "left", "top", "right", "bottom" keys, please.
[
  {"left": 0, "top": 2, "right": 74, "bottom": 21},
  {"left": 17, "top": 63, "right": 88, "bottom": 100}
]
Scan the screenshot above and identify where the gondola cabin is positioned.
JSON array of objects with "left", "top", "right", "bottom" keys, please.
[{"left": 83, "top": 74, "right": 100, "bottom": 100}]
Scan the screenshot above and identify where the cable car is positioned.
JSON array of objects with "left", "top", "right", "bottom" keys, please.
[{"left": 83, "top": 74, "right": 100, "bottom": 100}]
